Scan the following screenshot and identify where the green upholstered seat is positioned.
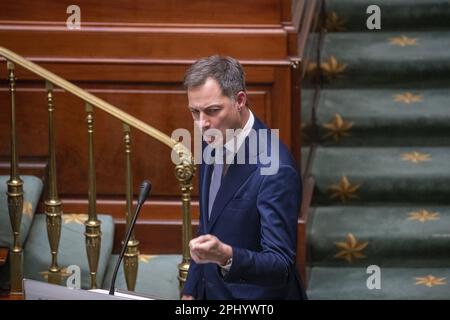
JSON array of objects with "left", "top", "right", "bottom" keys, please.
[
  {"left": 23, "top": 213, "right": 114, "bottom": 290},
  {"left": 0, "top": 175, "right": 43, "bottom": 248},
  {"left": 102, "top": 254, "right": 181, "bottom": 300}
]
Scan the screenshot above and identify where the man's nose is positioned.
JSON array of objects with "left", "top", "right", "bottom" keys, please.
[{"left": 198, "top": 113, "right": 210, "bottom": 129}]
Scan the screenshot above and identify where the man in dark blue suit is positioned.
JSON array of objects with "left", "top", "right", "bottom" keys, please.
[{"left": 182, "top": 56, "right": 306, "bottom": 300}]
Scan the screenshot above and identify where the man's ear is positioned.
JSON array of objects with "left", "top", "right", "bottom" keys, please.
[{"left": 236, "top": 91, "right": 247, "bottom": 111}]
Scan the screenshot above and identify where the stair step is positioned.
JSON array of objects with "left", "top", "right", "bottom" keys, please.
[
  {"left": 325, "top": 0, "right": 450, "bottom": 32},
  {"left": 307, "top": 0, "right": 450, "bottom": 301},
  {"left": 312, "top": 89, "right": 450, "bottom": 146},
  {"left": 308, "top": 266, "right": 450, "bottom": 299},
  {"left": 309, "top": 206, "right": 450, "bottom": 267},
  {"left": 102, "top": 254, "right": 181, "bottom": 300},
  {"left": 23, "top": 213, "right": 115, "bottom": 290},
  {"left": 0, "top": 175, "right": 43, "bottom": 248},
  {"left": 318, "top": 32, "right": 450, "bottom": 88},
  {"left": 309, "top": 147, "right": 450, "bottom": 204}
]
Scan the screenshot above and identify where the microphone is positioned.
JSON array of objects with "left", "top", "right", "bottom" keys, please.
[{"left": 109, "top": 180, "right": 152, "bottom": 295}]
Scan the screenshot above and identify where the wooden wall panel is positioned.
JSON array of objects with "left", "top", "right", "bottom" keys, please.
[
  {"left": 0, "top": 157, "right": 47, "bottom": 180},
  {"left": 0, "top": 0, "right": 304, "bottom": 258},
  {"left": 113, "top": 219, "right": 305, "bottom": 254},
  {"left": 60, "top": 197, "right": 200, "bottom": 221},
  {"left": 113, "top": 219, "right": 200, "bottom": 254},
  {"left": 5, "top": 62, "right": 282, "bottom": 83},
  {"left": 0, "top": 84, "right": 270, "bottom": 198},
  {"left": 0, "top": 60, "right": 293, "bottom": 223},
  {"left": 0, "top": 0, "right": 283, "bottom": 26},
  {"left": 0, "top": 28, "right": 288, "bottom": 60}
]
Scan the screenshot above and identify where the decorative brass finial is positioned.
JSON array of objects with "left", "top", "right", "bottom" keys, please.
[{"left": 173, "top": 142, "right": 196, "bottom": 296}]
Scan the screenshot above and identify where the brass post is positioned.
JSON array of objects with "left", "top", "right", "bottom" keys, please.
[
  {"left": 173, "top": 143, "right": 195, "bottom": 296},
  {"left": 6, "top": 61, "right": 24, "bottom": 294},
  {"left": 123, "top": 124, "right": 139, "bottom": 291},
  {"left": 45, "top": 82, "right": 63, "bottom": 285},
  {"left": 84, "top": 103, "right": 101, "bottom": 289}
]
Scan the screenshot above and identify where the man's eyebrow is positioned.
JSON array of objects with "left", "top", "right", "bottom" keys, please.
[
  {"left": 204, "top": 104, "right": 222, "bottom": 109},
  {"left": 189, "top": 104, "right": 222, "bottom": 111}
]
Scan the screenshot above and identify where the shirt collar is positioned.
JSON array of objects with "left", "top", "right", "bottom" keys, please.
[{"left": 224, "top": 109, "right": 254, "bottom": 155}]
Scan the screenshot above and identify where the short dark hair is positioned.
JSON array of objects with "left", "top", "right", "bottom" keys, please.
[{"left": 184, "top": 55, "right": 246, "bottom": 100}]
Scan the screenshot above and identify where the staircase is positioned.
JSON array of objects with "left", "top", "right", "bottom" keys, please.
[{"left": 305, "top": 0, "right": 450, "bottom": 299}]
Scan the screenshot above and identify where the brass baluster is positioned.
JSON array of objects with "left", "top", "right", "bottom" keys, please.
[
  {"left": 84, "top": 103, "right": 101, "bottom": 289},
  {"left": 45, "top": 82, "right": 63, "bottom": 285},
  {"left": 123, "top": 124, "right": 139, "bottom": 291},
  {"left": 6, "top": 61, "right": 24, "bottom": 294},
  {"left": 173, "top": 143, "right": 195, "bottom": 296}
]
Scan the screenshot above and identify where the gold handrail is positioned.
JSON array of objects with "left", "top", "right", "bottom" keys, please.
[
  {"left": 0, "top": 46, "right": 184, "bottom": 153},
  {"left": 1, "top": 46, "right": 195, "bottom": 295}
]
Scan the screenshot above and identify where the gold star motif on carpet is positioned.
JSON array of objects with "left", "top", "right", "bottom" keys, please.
[
  {"left": 320, "top": 56, "right": 347, "bottom": 80},
  {"left": 322, "top": 114, "right": 353, "bottom": 142},
  {"left": 408, "top": 210, "right": 440, "bottom": 223},
  {"left": 305, "top": 60, "right": 320, "bottom": 81},
  {"left": 39, "top": 267, "right": 72, "bottom": 280},
  {"left": 22, "top": 201, "right": 34, "bottom": 218},
  {"left": 415, "top": 275, "right": 447, "bottom": 287},
  {"left": 328, "top": 176, "right": 361, "bottom": 204},
  {"left": 401, "top": 152, "right": 431, "bottom": 163},
  {"left": 301, "top": 122, "right": 315, "bottom": 144},
  {"left": 139, "top": 254, "right": 157, "bottom": 263},
  {"left": 334, "top": 233, "right": 368, "bottom": 263},
  {"left": 389, "top": 35, "right": 418, "bottom": 47},
  {"left": 324, "top": 12, "right": 347, "bottom": 32},
  {"left": 63, "top": 213, "right": 88, "bottom": 224},
  {"left": 394, "top": 92, "right": 422, "bottom": 104}
]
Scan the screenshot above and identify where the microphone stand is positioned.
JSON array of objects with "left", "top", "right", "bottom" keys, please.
[{"left": 109, "top": 180, "right": 151, "bottom": 295}]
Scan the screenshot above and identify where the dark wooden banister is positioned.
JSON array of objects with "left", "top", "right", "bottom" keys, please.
[
  {"left": 297, "top": 143, "right": 317, "bottom": 289},
  {"left": 0, "top": 247, "right": 8, "bottom": 266}
]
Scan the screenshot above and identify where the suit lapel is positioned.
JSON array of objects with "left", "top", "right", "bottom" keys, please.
[
  {"left": 202, "top": 116, "right": 268, "bottom": 232},
  {"left": 206, "top": 124, "right": 263, "bottom": 232},
  {"left": 201, "top": 158, "right": 214, "bottom": 228},
  {"left": 206, "top": 157, "right": 258, "bottom": 233}
]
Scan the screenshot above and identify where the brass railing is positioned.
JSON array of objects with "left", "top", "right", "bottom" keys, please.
[{"left": 0, "top": 46, "right": 195, "bottom": 295}]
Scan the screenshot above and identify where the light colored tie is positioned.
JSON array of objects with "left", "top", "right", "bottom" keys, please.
[{"left": 208, "top": 160, "right": 223, "bottom": 218}]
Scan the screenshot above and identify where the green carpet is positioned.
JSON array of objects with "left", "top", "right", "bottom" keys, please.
[
  {"left": 314, "top": 89, "right": 450, "bottom": 146},
  {"left": 308, "top": 267, "right": 450, "bottom": 300},
  {"left": 305, "top": 0, "right": 450, "bottom": 299},
  {"left": 310, "top": 147, "right": 450, "bottom": 204},
  {"left": 325, "top": 0, "right": 450, "bottom": 32},
  {"left": 309, "top": 206, "right": 450, "bottom": 267},
  {"left": 320, "top": 32, "right": 450, "bottom": 88}
]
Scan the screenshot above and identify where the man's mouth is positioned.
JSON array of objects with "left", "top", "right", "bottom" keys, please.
[{"left": 203, "top": 134, "right": 216, "bottom": 144}]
